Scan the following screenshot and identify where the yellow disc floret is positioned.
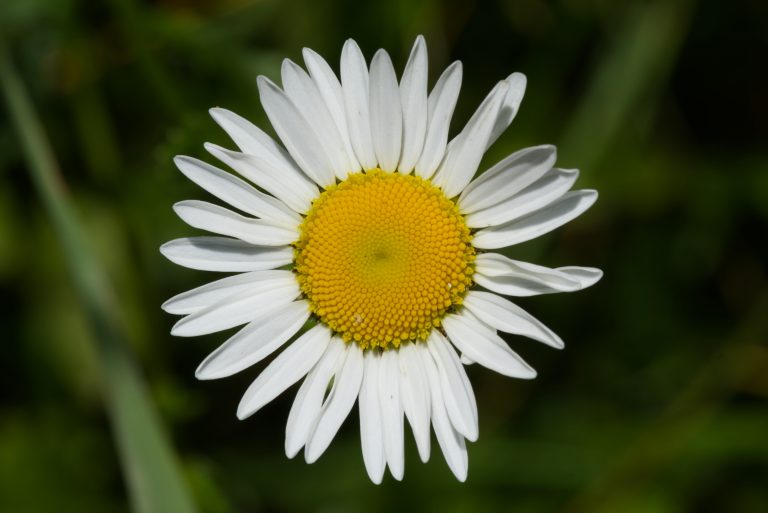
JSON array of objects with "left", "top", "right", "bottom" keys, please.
[{"left": 294, "top": 169, "right": 475, "bottom": 349}]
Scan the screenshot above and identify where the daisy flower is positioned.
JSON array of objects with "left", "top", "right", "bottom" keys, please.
[{"left": 161, "top": 36, "right": 601, "bottom": 483}]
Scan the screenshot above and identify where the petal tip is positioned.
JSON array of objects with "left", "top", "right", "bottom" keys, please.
[
  {"left": 342, "top": 38, "right": 362, "bottom": 55},
  {"left": 521, "top": 366, "right": 538, "bottom": 379},
  {"left": 158, "top": 242, "right": 172, "bottom": 258},
  {"left": 160, "top": 298, "right": 174, "bottom": 313},
  {"left": 508, "top": 71, "right": 527, "bottom": 86},
  {"left": 371, "top": 48, "right": 391, "bottom": 62},
  {"left": 202, "top": 141, "right": 221, "bottom": 155},
  {"left": 170, "top": 320, "right": 194, "bottom": 338},
  {"left": 285, "top": 441, "right": 302, "bottom": 460},
  {"left": 195, "top": 360, "right": 223, "bottom": 381},
  {"left": 256, "top": 75, "right": 277, "bottom": 93}
]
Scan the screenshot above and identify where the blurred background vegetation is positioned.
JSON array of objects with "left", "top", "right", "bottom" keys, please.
[{"left": 1, "top": 0, "right": 767, "bottom": 512}]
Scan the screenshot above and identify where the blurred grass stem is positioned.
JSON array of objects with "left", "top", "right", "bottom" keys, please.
[
  {"left": 560, "top": 0, "right": 692, "bottom": 176},
  {"left": 0, "top": 42, "right": 197, "bottom": 513}
]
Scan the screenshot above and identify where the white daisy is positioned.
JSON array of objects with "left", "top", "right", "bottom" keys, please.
[{"left": 162, "top": 36, "right": 602, "bottom": 483}]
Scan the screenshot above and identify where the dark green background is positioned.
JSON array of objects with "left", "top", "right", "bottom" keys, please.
[{"left": 1, "top": 0, "right": 767, "bottom": 512}]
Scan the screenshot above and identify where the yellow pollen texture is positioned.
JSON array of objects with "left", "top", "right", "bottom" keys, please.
[{"left": 294, "top": 169, "right": 475, "bottom": 349}]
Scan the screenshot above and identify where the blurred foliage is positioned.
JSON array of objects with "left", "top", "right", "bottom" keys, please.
[{"left": 1, "top": 0, "right": 767, "bottom": 512}]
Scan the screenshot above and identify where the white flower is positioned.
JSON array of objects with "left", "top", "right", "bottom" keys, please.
[{"left": 162, "top": 36, "right": 601, "bottom": 483}]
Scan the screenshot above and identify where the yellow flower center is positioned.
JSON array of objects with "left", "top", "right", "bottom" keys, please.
[{"left": 294, "top": 170, "right": 475, "bottom": 349}]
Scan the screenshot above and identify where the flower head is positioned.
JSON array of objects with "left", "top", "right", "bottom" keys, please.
[{"left": 162, "top": 36, "right": 601, "bottom": 483}]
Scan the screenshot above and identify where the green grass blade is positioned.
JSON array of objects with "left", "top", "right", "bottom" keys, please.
[
  {"left": 0, "top": 42, "right": 197, "bottom": 513},
  {"left": 559, "top": 0, "right": 693, "bottom": 175}
]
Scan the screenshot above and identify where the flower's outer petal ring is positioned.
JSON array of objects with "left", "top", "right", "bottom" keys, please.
[
  {"left": 205, "top": 142, "right": 317, "bottom": 215},
  {"left": 556, "top": 267, "right": 604, "bottom": 289},
  {"left": 341, "top": 39, "right": 377, "bottom": 170},
  {"left": 237, "top": 324, "right": 332, "bottom": 419},
  {"left": 369, "top": 49, "right": 403, "bottom": 172},
  {"left": 174, "top": 155, "right": 300, "bottom": 227},
  {"left": 415, "top": 61, "right": 462, "bottom": 179},
  {"left": 463, "top": 290, "right": 564, "bottom": 349},
  {"left": 257, "top": 76, "right": 336, "bottom": 187},
  {"left": 380, "top": 350, "right": 404, "bottom": 480},
  {"left": 195, "top": 300, "right": 311, "bottom": 380},
  {"left": 443, "top": 312, "right": 537, "bottom": 379},
  {"left": 420, "top": 346, "right": 468, "bottom": 482},
  {"left": 486, "top": 72, "right": 527, "bottom": 149},
  {"left": 398, "top": 35, "right": 428, "bottom": 173},
  {"left": 465, "top": 168, "right": 579, "bottom": 229},
  {"left": 171, "top": 275, "right": 300, "bottom": 337},
  {"left": 162, "top": 270, "right": 295, "bottom": 315},
  {"left": 458, "top": 145, "right": 556, "bottom": 214},
  {"left": 427, "top": 331, "right": 478, "bottom": 441},
  {"left": 160, "top": 237, "right": 293, "bottom": 272},
  {"left": 209, "top": 107, "right": 308, "bottom": 180},
  {"left": 305, "top": 343, "right": 364, "bottom": 463},
  {"left": 285, "top": 338, "right": 346, "bottom": 458},
  {"left": 302, "top": 47, "right": 361, "bottom": 175},
  {"left": 359, "top": 349, "right": 386, "bottom": 484},
  {"left": 281, "top": 59, "right": 352, "bottom": 180},
  {"left": 433, "top": 80, "right": 510, "bottom": 198},
  {"left": 474, "top": 253, "right": 596, "bottom": 298},
  {"left": 472, "top": 190, "right": 598, "bottom": 249},
  {"left": 173, "top": 200, "right": 298, "bottom": 246},
  {"left": 399, "top": 343, "right": 431, "bottom": 462}
]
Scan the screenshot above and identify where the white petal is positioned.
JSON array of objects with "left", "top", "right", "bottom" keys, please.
[
  {"left": 205, "top": 143, "right": 317, "bottom": 214},
  {"left": 195, "top": 300, "right": 310, "bottom": 380},
  {"left": 432, "top": 80, "right": 510, "bottom": 198},
  {"left": 281, "top": 59, "right": 352, "bottom": 180},
  {"left": 486, "top": 72, "right": 527, "bottom": 149},
  {"left": 462, "top": 290, "right": 563, "bottom": 349},
  {"left": 359, "top": 350, "right": 386, "bottom": 484},
  {"left": 458, "top": 145, "right": 556, "bottom": 214},
  {"left": 474, "top": 253, "right": 591, "bottom": 297},
  {"left": 398, "top": 36, "right": 428, "bottom": 173},
  {"left": 302, "top": 47, "right": 361, "bottom": 174},
  {"left": 474, "top": 269, "right": 601, "bottom": 297},
  {"left": 341, "top": 39, "right": 377, "bottom": 170},
  {"left": 466, "top": 168, "right": 579, "bottom": 229},
  {"left": 237, "top": 324, "right": 331, "bottom": 419},
  {"left": 460, "top": 354, "right": 474, "bottom": 365},
  {"left": 257, "top": 76, "right": 336, "bottom": 187},
  {"left": 160, "top": 237, "right": 293, "bottom": 272},
  {"left": 368, "top": 49, "right": 402, "bottom": 172},
  {"left": 415, "top": 61, "right": 462, "bottom": 179},
  {"left": 421, "top": 346, "right": 468, "bottom": 482},
  {"left": 210, "top": 107, "right": 296, "bottom": 164},
  {"left": 285, "top": 338, "right": 345, "bottom": 458},
  {"left": 556, "top": 266, "right": 604, "bottom": 288},
  {"left": 427, "top": 331, "right": 478, "bottom": 441},
  {"left": 208, "top": 108, "right": 317, "bottom": 209},
  {"left": 173, "top": 200, "right": 297, "bottom": 246},
  {"left": 379, "top": 349, "right": 404, "bottom": 480},
  {"left": 398, "top": 343, "right": 431, "bottom": 463},
  {"left": 174, "top": 155, "right": 300, "bottom": 227},
  {"left": 443, "top": 312, "right": 537, "bottom": 379},
  {"left": 472, "top": 189, "right": 598, "bottom": 249},
  {"left": 162, "top": 270, "right": 295, "bottom": 315},
  {"left": 305, "top": 343, "right": 364, "bottom": 463},
  {"left": 171, "top": 275, "right": 300, "bottom": 337}
]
